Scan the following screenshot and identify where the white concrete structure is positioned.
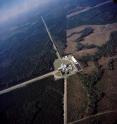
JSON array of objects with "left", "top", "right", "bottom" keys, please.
[
  {"left": 58, "top": 63, "right": 73, "bottom": 74},
  {"left": 71, "top": 56, "right": 78, "bottom": 65}
]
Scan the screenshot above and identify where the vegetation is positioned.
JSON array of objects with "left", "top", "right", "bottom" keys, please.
[
  {"left": 76, "top": 27, "right": 96, "bottom": 51},
  {"left": 43, "top": 2, "right": 66, "bottom": 56},
  {"left": 76, "top": 27, "right": 94, "bottom": 42},
  {"left": 0, "top": 77, "right": 64, "bottom": 124},
  {"left": 0, "top": 1, "right": 66, "bottom": 90},
  {"left": 107, "top": 59, "right": 114, "bottom": 70},
  {"left": 77, "top": 42, "right": 97, "bottom": 51},
  {"left": 79, "top": 67, "right": 104, "bottom": 114},
  {"left": 67, "top": 0, "right": 108, "bottom": 14},
  {"left": 77, "top": 42, "right": 85, "bottom": 51},
  {"left": 67, "top": 3, "right": 117, "bottom": 29},
  {"left": 80, "top": 27, "right": 93, "bottom": 40},
  {"left": 79, "top": 31, "right": 117, "bottom": 62},
  {"left": 67, "top": 31, "right": 80, "bottom": 38},
  {"left": 78, "top": 31, "right": 117, "bottom": 116}
]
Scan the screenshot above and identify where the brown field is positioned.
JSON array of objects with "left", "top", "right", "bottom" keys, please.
[
  {"left": 67, "top": 74, "right": 88, "bottom": 123},
  {"left": 83, "top": 61, "right": 97, "bottom": 75},
  {"left": 98, "top": 57, "right": 109, "bottom": 68},
  {"left": 66, "top": 23, "right": 117, "bottom": 124},
  {"left": 73, "top": 48, "right": 98, "bottom": 59},
  {"left": 65, "top": 23, "right": 117, "bottom": 58},
  {"left": 97, "top": 60, "right": 117, "bottom": 112},
  {"left": 67, "top": 60, "right": 117, "bottom": 124},
  {"left": 65, "top": 40, "right": 77, "bottom": 54}
]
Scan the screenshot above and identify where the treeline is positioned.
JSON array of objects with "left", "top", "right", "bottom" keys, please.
[
  {"left": 79, "top": 31, "right": 117, "bottom": 63},
  {"left": 79, "top": 67, "right": 104, "bottom": 114},
  {"left": 75, "top": 27, "right": 95, "bottom": 51},
  {"left": 76, "top": 27, "right": 94, "bottom": 42}
]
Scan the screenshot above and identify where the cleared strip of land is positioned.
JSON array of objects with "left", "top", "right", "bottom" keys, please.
[
  {"left": 64, "top": 77, "right": 67, "bottom": 124},
  {"left": 41, "top": 16, "right": 61, "bottom": 60},
  {"left": 67, "top": 0, "right": 111, "bottom": 18},
  {"left": 68, "top": 110, "right": 117, "bottom": 124},
  {"left": 0, "top": 71, "right": 57, "bottom": 95}
]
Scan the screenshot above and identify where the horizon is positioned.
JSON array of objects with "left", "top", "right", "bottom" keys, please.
[{"left": 0, "top": 0, "right": 55, "bottom": 24}]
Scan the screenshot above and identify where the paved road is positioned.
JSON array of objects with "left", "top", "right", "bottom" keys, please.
[
  {"left": 0, "top": 71, "right": 57, "bottom": 95},
  {"left": 0, "top": 17, "right": 62, "bottom": 95},
  {"left": 0, "top": 17, "right": 63, "bottom": 95},
  {"left": 41, "top": 16, "right": 61, "bottom": 60},
  {"left": 64, "top": 77, "right": 67, "bottom": 124},
  {"left": 67, "top": 0, "right": 112, "bottom": 18}
]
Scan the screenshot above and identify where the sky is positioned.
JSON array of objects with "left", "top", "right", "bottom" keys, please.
[{"left": 0, "top": 0, "right": 53, "bottom": 23}]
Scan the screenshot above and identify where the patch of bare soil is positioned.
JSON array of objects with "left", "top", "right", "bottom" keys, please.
[{"left": 67, "top": 74, "right": 88, "bottom": 123}]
